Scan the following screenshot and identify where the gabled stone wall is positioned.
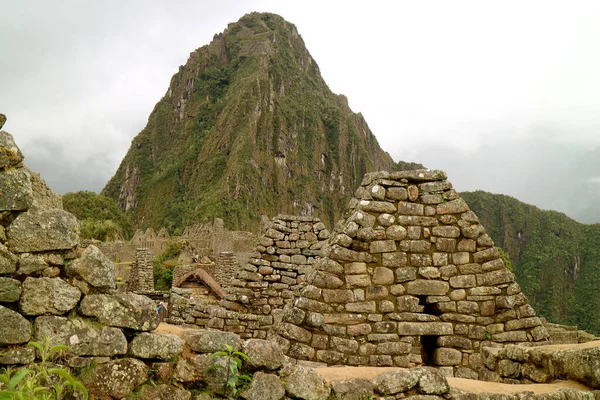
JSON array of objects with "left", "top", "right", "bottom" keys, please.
[
  {"left": 226, "top": 214, "right": 330, "bottom": 315},
  {"left": 273, "top": 170, "right": 550, "bottom": 374}
]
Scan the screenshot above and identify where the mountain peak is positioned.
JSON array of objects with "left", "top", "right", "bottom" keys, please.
[{"left": 103, "top": 13, "right": 395, "bottom": 232}]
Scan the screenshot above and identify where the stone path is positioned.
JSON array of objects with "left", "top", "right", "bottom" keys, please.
[{"left": 315, "top": 367, "right": 592, "bottom": 395}]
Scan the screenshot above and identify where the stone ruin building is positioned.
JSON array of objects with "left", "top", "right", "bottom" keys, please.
[{"left": 269, "top": 170, "right": 550, "bottom": 375}]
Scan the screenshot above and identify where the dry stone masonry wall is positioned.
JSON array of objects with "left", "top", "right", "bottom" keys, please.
[
  {"left": 128, "top": 247, "right": 154, "bottom": 292},
  {"left": 274, "top": 169, "right": 550, "bottom": 374},
  {"left": 226, "top": 214, "right": 330, "bottom": 315}
]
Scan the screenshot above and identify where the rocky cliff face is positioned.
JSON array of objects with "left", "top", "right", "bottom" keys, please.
[
  {"left": 462, "top": 190, "right": 600, "bottom": 334},
  {"left": 102, "top": 12, "right": 394, "bottom": 233}
]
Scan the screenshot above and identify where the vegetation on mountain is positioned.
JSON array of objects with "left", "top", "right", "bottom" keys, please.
[
  {"left": 102, "top": 12, "right": 395, "bottom": 233},
  {"left": 463, "top": 190, "right": 600, "bottom": 334},
  {"left": 62, "top": 191, "right": 133, "bottom": 241}
]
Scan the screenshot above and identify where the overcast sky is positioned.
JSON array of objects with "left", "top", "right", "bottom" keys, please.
[{"left": 2, "top": 1, "right": 600, "bottom": 222}]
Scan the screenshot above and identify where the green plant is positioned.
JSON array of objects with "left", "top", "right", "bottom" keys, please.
[
  {"left": 0, "top": 339, "right": 88, "bottom": 399},
  {"left": 206, "top": 344, "right": 252, "bottom": 399}
]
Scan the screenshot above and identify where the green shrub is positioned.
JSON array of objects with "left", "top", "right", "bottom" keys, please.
[{"left": 0, "top": 339, "right": 88, "bottom": 399}]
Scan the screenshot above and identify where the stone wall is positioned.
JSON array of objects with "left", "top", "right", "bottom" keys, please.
[
  {"left": 226, "top": 214, "right": 330, "bottom": 315},
  {"left": 128, "top": 247, "right": 153, "bottom": 292},
  {"left": 273, "top": 170, "right": 550, "bottom": 373}
]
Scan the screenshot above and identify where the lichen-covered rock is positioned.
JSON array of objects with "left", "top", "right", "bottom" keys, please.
[
  {"left": 243, "top": 339, "right": 286, "bottom": 370},
  {"left": 0, "top": 114, "right": 6, "bottom": 130},
  {"left": 65, "top": 245, "right": 116, "bottom": 290},
  {"left": 0, "top": 169, "right": 33, "bottom": 211},
  {"left": 6, "top": 209, "right": 79, "bottom": 253},
  {"left": 79, "top": 293, "right": 159, "bottom": 331},
  {"left": 0, "top": 243, "right": 17, "bottom": 274},
  {"left": 172, "top": 354, "right": 213, "bottom": 383},
  {"left": 329, "top": 378, "right": 374, "bottom": 400},
  {"left": 0, "top": 277, "right": 21, "bottom": 302},
  {"left": 136, "top": 384, "right": 192, "bottom": 400},
  {"left": 372, "top": 370, "right": 420, "bottom": 395},
  {"left": 0, "top": 305, "right": 31, "bottom": 344},
  {"left": 19, "top": 277, "right": 81, "bottom": 315},
  {"left": 0, "top": 347, "right": 35, "bottom": 365},
  {"left": 16, "top": 253, "right": 48, "bottom": 275},
  {"left": 34, "top": 316, "right": 127, "bottom": 356},
  {"left": 284, "top": 365, "right": 331, "bottom": 400},
  {"left": 0, "top": 130, "right": 24, "bottom": 169},
  {"left": 185, "top": 330, "right": 241, "bottom": 353},
  {"left": 129, "top": 333, "right": 184, "bottom": 360},
  {"left": 241, "top": 372, "right": 285, "bottom": 400},
  {"left": 416, "top": 367, "right": 450, "bottom": 394},
  {"left": 551, "top": 346, "right": 600, "bottom": 388},
  {"left": 26, "top": 168, "right": 63, "bottom": 211},
  {"left": 79, "top": 358, "right": 148, "bottom": 399}
]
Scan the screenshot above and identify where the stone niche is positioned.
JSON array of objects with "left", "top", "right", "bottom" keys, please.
[{"left": 273, "top": 169, "right": 550, "bottom": 376}]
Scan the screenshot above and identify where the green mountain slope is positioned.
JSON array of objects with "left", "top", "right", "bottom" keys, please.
[
  {"left": 103, "top": 12, "right": 394, "bottom": 233},
  {"left": 462, "top": 190, "right": 600, "bottom": 334}
]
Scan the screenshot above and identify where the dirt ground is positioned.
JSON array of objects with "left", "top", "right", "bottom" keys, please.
[{"left": 152, "top": 324, "right": 595, "bottom": 394}]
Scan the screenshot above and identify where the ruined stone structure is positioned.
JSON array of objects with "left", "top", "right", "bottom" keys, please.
[
  {"left": 227, "top": 215, "right": 330, "bottom": 315},
  {"left": 128, "top": 247, "right": 154, "bottom": 292},
  {"left": 273, "top": 170, "right": 550, "bottom": 374}
]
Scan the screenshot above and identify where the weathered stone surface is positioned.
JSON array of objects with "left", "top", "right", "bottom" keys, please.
[
  {"left": 358, "top": 200, "right": 397, "bottom": 214},
  {"left": 483, "top": 269, "right": 514, "bottom": 286},
  {"left": 372, "top": 267, "right": 394, "bottom": 285},
  {"left": 80, "top": 293, "right": 159, "bottom": 331},
  {"left": 0, "top": 277, "right": 21, "bottom": 302},
  {"left": 437, "top": 198, "right": 470, "bottom": 214},
  {"left": 390, "top": 170, "right": 447, "bottom": 182},
  {"left": 242, "top": 372, "right": 285, "bottom": 400},
  {"left": 7, "top": 210, "right": 79, "bottom": 253},
  {"left": 498, "top": 359, "right": 522, "bottom": 378},
  {"left": 417, "top": 367, "right": 450, "bottom": 394},
  {"left": 550, "top": 346, "right": 600, "bottom": 388},
  {"left": 377, "top": 341, "right": 410, "bottom": 355},
  {"left": 19, "top": 277, "right": 81, "bottom": 315},
  {"left": 398, "top": 322, "right": 453, "bottom": 336},
  {"left": 185, "top": 330, "right": 241, "bottom": 352},
  {"left": 449, "top": 275, "right": 477, "bottom": 288},
  {"left": 505, "top": 317, "right": 542, "bottom": 331},
  {"left": 80, "top": 358, "right": 148, "bottom": 399},
  {"left": 372, "top": 370, "right": 420, "bottom": 394},
  {"left": 406, "top": 280, "right": 449, "bottom": 295},
  {"left": 16, "top": 253, "right": 48, "bottom": 275},
  {"left": 285, "top": 366, "right": 330, "bottom": 400},
  {"left": 243, "top": 339, "right": 286, "bottom": 370},
  {"left": 384, "top": 253, "right": 408, "bottom": 268},
  {"left": 0, "top": 305, "right": 31, "bottom": 344},
  {"left": 34, "top": 316, "right": 127, "bottom": 356},
  {"left": 65, "top": 245, "right": 116, "bottom": 290},
  {"left": 370, "top": 240, "right": 397, "bottom": 253},
  {"left": 0, "top": 347, "right": 35, "bottom": 365},
  {"left": 129, "top": 333, "right": 184, "bottom": 360},
  {"left": 0, "top": 169, "right": 33, "bottom": 211},
  {"left": 492, "top": 331, "right": 528, "bottom": 342},
  {"left": 0, "top": 243, "right": 17, "bottom": 274},
  {"left": 0, "top": 130, "right": 24, "bottom": 169},
  {"left": 330, "top": 378, "right": 373, "bottom": 400},
  {"left": 136, "top": 384, "right": 192, "bottom": 400},
  {"left": 433, "top": 348, "right": 462, "bottom": 366}
]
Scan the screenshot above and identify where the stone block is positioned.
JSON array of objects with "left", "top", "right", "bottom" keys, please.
[
  {"left": 346, "top": 274, "right": 371, "bottom": 288},
  {"left": 406, "top": 280, "right": 449, "bottom": 295},
  {"left": 398, "top": 202, "right": 424, "bottom": 215},
  {"left": 347, "top": 323, "right": 372, "bottom": 336},
  {"left": 7, "top": 210, "right": 79, "bottom": 253},
  {"left": 397, "top": 322, "right": 453, "bottom": 336},
  {"left": 505, "top": 317, "right": 542, "bottom": 331},
  {"left": 20, "top": 277, "right": 80, "bottom": 315},
  {"left": 396, "top": 295, "right": 423, "bottom": 312},
  {"left": 433, "top": 348, "right": 462, "bottom": 365},
  {"left": 437, "top": 198, "right": 470, "bottom": 214},
  {"left": 483, "top": 269, "right": 513, "bottom": 286},
  {"left": 399, "top": 240, "right": 432, "bottom": 253},
  {"left": 397, "top": 216, "right": 439, "bottom": 227},
  {"left": 473, "top": 247, "right": 500, "bottom": 263},
  {"left": 437, "top": 336, "right": 472, "bottom": 349},
  {"left": 0, "top": 169, "right": 33, "bottom": 211},
  {"left": 358, "top": 200, "right": 397, "bottom": 214},
  {"left": 331, "top": 336, "right": 359, "bottom": 353},
  {"left": 436, "top": 238, "right": 456, "bottom": 252},
  {"left": 365, "top": 285, "right": 388, "bottom": 300},
  {"left": 323, "top": 289, "right": 354, "bottom": 303},
  {"left": 346, "top": 301, "right": 376, "bottom": 313},
  {"left": 370, "top": 240, "right": 397, "bottom": 253},
  {"left": 387, "top": 187, "right": 408, "bottom": 201}
]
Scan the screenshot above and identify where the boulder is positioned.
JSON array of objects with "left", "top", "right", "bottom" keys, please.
[
  {"left": 185, "top": 330, "right": 241, "bottom": 353},
  {"left": 26, "top": 168, "right": 63, "bottom": 212},
  {"left": 243, "top": 339, "right": 286, "bottom": 370},
  {"left": 7, "top": 209, "right": 79, "bottom": 253},
  {"left": 416, "top": 367, "right": 450, "bottom": 394},
  {"left": 0, "top": 130, "right": 24, "bottom": 169},
  {"left": 79, "top": 358, "right": 148, "bottom": 399},
  {"left": 551, "top": 346, "right": 600, "bottom": 388},
  {"left": 79, "top": 293, "right": 159, "bottom": 331},
  {"left": 284, "top": 366, "right": 330, "bottom": 400},
  {"left": 0, "top": 277, "right": 21, "bottom": 302},
  {"left": 65, "top": 245, "right": 116, "bottom": 290},
  {"left": 172, "top": 354, "right": 213, "bottom": 383},
  {"left": 0, "top": 347, "right": 35, "bottom": 365},
  {"left": 0, "top": 243, "right": 17, "bottom": 274},
  {"left": 129, "top": 333, "right": 184, "bottom": 360},
  {"left": 0, "top": 114, "right": 6, "bottom": 130},
  {"left": 329, "top": 378, "right": 373, "bottom": 400},
  {"left": 19, "top": 277, "right": 81, "bottom": 315},
  {"left": 372, "top": 369, "right": 420, "bottom": 395},
  {"left": 0, "top": 305, "right": 31, "bottom": 344},
  {"left": 16, "top": 253, "right": 48, "bottom": 275},
  {"left": 34, "top": 316, "right": 127, "bottom": 356},
  {"left": 136, "top": 384, "right": 192, "bottom": 400},
  {"left": 0, "top": 169, "right": 33, "bottom": 211},
  {"left": 241, "top": 372, "right": 285, "bottom": 400}
]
